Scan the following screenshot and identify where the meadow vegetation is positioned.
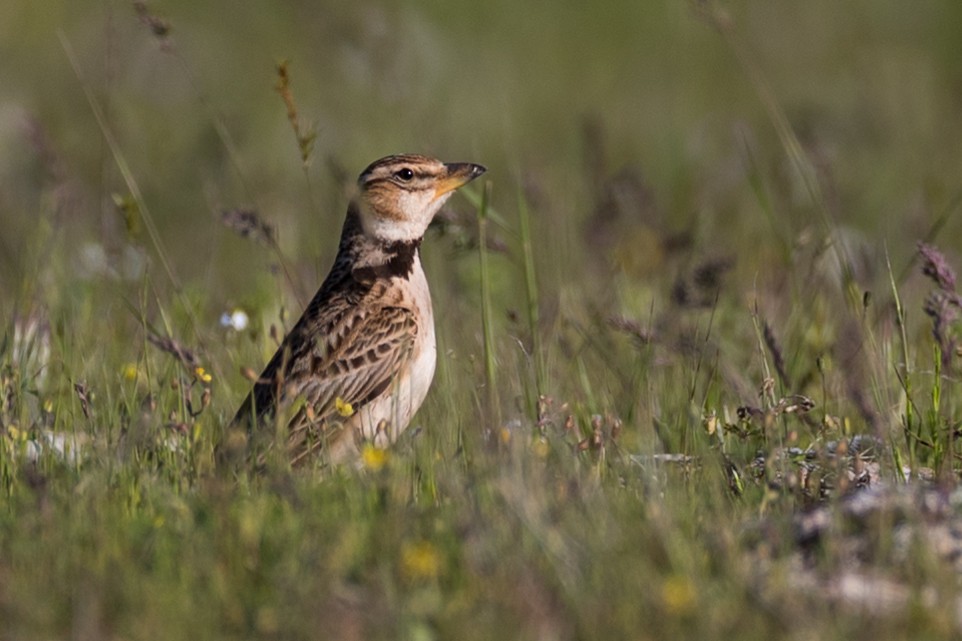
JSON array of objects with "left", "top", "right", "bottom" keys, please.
[{"left": 3, "top": 1, "right": 962, "bottom": 638}]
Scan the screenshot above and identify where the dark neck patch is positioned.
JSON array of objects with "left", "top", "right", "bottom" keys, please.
[{"left": 352, "top": 238, "right": 421, "bottom": 284}]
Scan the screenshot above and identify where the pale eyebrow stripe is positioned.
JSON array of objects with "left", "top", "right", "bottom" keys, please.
[{"left": 365, "top": 167, "right": 440, "bottom": 185}]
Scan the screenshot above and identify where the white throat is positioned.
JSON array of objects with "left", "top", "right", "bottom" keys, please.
[{"left": 360, "top": 191, "right": 454, "bottom": 242}]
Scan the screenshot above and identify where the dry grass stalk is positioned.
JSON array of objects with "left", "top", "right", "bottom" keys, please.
[
  {"left": 275, "top": 61, "right": 317, "bottom": 166},
  {"left": 147, "top": 334, "right": 200, "bottom": 370}
]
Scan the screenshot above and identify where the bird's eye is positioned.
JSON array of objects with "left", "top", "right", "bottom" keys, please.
[{"left": 395, "top": 168, "right": 414, "bottom": 181}]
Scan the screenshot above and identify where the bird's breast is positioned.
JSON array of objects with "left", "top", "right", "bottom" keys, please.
[
  {"left": 400, "top": 257, "right": 437, "bottom": 419},
  {"left": 351, "top": 258, "right": 436, "bottom": 449}
]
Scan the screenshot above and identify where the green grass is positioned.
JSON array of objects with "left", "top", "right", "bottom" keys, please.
[{"left": 3, "top": 0, "right": 962, "bottom": 638}]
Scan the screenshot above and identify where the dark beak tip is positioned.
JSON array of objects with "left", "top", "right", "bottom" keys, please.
[{"left": 446, "top": 162, "right": 487, "bottom": 180}]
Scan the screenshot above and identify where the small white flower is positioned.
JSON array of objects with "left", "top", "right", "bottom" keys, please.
[{"left": 220, "top": 309, "right": 250, "bottom": 331}]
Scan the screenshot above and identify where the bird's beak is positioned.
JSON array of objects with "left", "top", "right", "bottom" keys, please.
[{"left": 433, "top": 163, "right": 487, "bottom": 201}]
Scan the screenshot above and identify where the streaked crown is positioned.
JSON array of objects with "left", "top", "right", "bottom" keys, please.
[{"left": 355, "top": 154, "right": 486, "bottom": 243}]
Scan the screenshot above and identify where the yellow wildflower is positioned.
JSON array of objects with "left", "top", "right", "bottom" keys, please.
[
  {"left": 661, "top": 576, "right": 695, "bottom": 614},
  {"left": 123, "top": 363, "right": 139, "bottom": 382},
  {"left": 194, "top": 367, "right": 212, "bottom": 383},
  {"left": 335, "top": 396, "right": 354, "bottom": 417},
  {"left": 361, "top": 443, "right": 389, "bottom": 471},
  {"left": 401, "top": 540, "right": 441, "bottom": 581}
]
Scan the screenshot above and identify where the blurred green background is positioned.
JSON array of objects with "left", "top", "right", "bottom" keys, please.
[
  {"left": 4, "top": 2, "right": 962, "bottom": 638},
  {"left": 5, "top": 0, "right": 962, "bottom": 294}
]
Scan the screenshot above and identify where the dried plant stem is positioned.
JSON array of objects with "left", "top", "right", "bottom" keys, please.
[{"left": 275, "top": 61, "right": 322, "bottom": 302}]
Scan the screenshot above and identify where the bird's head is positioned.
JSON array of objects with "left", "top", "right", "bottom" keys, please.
[{"left": 355, "top": 154, "right": 486, "bottom": 243}]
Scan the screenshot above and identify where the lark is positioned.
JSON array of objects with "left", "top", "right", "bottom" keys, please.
[{"left": 232, "top": 154, "right": 486, "bottom": 466}]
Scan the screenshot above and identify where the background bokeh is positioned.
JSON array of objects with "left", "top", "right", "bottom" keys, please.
[
  {"left": 5, "top": 1, "right": 962, "bottom": 294},
  {"left": 5, "top": 2, "right": 962, "bottom": 638}
]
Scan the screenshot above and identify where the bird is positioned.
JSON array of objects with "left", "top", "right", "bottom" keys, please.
[{"left": 230, "top": 154, "right": 486, "bottom": 467}]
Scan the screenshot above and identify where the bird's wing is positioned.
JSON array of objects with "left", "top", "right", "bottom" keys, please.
[{"left": 237, "top": 295, "right": 419, "bottom": 462}]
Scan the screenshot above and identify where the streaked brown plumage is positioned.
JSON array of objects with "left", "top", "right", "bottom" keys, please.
[{"left": 231, "top": 154, "right": 485, "bottom": 466}]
